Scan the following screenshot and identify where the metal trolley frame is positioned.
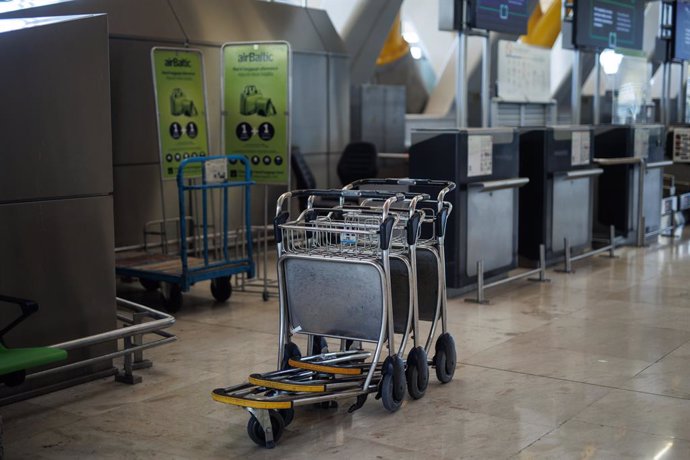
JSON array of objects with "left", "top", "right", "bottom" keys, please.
[
  {"left": 212, "top": 181, "right": 456, "bottom": 448},
  {"left": 116, "top": 155, "right": 255, "bottom": 312}
]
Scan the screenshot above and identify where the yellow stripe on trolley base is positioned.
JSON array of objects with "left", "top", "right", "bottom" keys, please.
[
  {"left": 211, "top": 391, "right": 293, "bottom": 410},
  {"left": 288, "top": 359, "right": 363, "bottom": 376},
  {"left": 248, "top": 375, "right": 326, "bottom": 393}
]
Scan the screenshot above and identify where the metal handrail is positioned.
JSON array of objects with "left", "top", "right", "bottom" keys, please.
[
  {"left": 469, "top": 177, "right": 529, "bottom": 192},
  {"left": 49, "top": 298, "right": 174, "bottom": 350},
  {"left": 593, "top": 157, "right": 644, "bottom": 166}
]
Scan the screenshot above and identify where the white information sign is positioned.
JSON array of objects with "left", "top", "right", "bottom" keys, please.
[
  {"left": 204, "top": 157, "right": 228, "bottom": 183},
  {"left": 496, "top": 40, "right": 551, "bottom": 102},
  {"left": 468, "top": 135, "right": 493, "bottom": 177},
  {"left": 571, "top": 131, "right": 591, "bottom": 166},
  {"left": 634, "top": 128, "right": 649, "bottom": 159},
  {"left": 673, "top": 128, "right": 690, "bottom": 162}
]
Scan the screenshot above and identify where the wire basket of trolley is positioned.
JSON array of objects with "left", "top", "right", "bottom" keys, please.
[{"left": 212, "top": 188, "right": 427, "bottom": 448}]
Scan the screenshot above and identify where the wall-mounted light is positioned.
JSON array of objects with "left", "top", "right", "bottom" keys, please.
[
  {"left": 410, "top": 46, "right": 422, "bottom": 59},
  {"left": 600, "top": 49, "right": 623, "bottom": 75}
]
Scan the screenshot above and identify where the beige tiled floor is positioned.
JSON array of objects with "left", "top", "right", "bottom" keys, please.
[{"left": 3, "top": 234, "right": 690, "bottom": 459}]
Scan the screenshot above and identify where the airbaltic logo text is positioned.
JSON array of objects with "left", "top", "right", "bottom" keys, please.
[
  {"left": 165, "top": 58, "right": 191, "bottom": 68},
  {"left": 238, "top": 52, "right": 273, "bottom": 63}
]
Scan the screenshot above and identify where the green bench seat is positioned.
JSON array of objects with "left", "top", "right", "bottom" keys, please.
[
  {"left": 0, "top": 345, "right": 67, "bottom": 377},
  {"left": 0, "top": 295, "right": 67, "bottom": 387}
]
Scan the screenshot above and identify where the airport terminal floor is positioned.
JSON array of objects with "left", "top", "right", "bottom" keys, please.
[{"left": 4, "top": 231, "right": 690, "bottom": 459}]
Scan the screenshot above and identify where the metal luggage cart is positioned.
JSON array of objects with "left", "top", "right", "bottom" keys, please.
[
  {"left": 345, "top": 178, "right": 457, "bottom": 393},
  {"left": 116, "top": 156, "right": 255, "bottom": 312},
  {"left": 212, "top": 189, "right": 420, "bottom": 448}
]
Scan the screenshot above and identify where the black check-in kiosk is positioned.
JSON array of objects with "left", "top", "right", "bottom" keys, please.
[
  {"left": 409, "top": 128, "right": 526, "bottom": 292},
  {"left": 518, "top": 126, "right": 602, "bottom": 266},
  {"left": 593, "top": 125, "right": 668, "bottom": 245}
]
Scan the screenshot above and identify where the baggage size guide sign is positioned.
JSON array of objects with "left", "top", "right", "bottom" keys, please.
[
  {"left": 222, "top": 42, "right": 291, "bottom": 185},
  {"left": 151, "top": 48, "right": 210, "bottom": 180}
]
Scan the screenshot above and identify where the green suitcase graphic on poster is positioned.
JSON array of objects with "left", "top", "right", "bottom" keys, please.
[
  {"left": 170, "top": 88, "right": 199, "bottom": 117},
  {"left": 239, "top": 85, "right": 276, "bottom": 117}
]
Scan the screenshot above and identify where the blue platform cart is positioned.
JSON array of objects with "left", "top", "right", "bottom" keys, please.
[{"left": 116, "top": 155, "right": 255, "bottom": 312}]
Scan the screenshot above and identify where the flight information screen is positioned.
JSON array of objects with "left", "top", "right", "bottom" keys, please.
[
  {"left": 673, "top": 0, "right": 690, "bottom": 61},
  {"left": 467, "top": 0, "right": 532, "bottom": 35},
  {"left": 573, "top": 0, "right": 645, "bottom": 51}
]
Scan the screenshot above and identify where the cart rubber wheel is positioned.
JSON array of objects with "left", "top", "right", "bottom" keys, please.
[
  {"left": 246, "top": 410, "right": 284, "bottom": 449},
  {"left": 311, "top": 336, "right": 329, "bottom": 356},
  {"left": 210, "top": 276, "right": 232, "bottom": 302},
  {"left": 381, "top": 355, "right": 406, "bottom": 413},
  {"left": 433, "top": 333, "right": 456, "bottom": 384},
  {"left": 262, "top": 291, "right": 270, "bottom": 302},
  {"left": 281, "top": 342, "right": 302, "bottom": 370},
  {"left": 278, "top": 408, "right": 295, "bottom": 427},
  {"left": 406, "top": 346, "right": 429, "bottom": 400},
  {"left": 161, "top": 283, "right": 182, "bottom": 313},
  {"left": 139, "top": 278, "right": 160, "bottom": 292}
]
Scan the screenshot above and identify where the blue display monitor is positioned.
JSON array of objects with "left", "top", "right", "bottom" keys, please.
[
  {"left": 673, "top": 0, "right": 690, "bottom": 61},
  {"left": 467, "top": 0, "right": 532, "bottom": 35},
  {"left": 573, "top": 0, "right": 645, "bottom": 51}
]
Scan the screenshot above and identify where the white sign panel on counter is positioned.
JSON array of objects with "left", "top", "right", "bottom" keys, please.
[
  {"left": 468, "top": 135, "right": 493, "bottom": 177},
  {"left": 571, "top": 131, "right": 591, "bottom": 166}
]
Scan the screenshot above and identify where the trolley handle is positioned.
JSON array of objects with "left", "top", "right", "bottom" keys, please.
[
  {"left": 275, "top": 189, "right": 405, "bottom": 216},
  {"left": 177, "top": 155, "right": 253, "bottom": 185},
  {"left": 345, "top": 178, "right": 456, "bottom": 210}
]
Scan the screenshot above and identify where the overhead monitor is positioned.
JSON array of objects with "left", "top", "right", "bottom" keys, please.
[
  {"left": 467, "top": 0, "right": 532, "bottom": 35},
  {"left": 673, "top": 0, "right": 690, "bottom": 61},
  {"left": 573, "top": 0, "right": 645, "bottom": 51}
]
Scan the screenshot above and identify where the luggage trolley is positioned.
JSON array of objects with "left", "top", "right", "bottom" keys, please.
[
  {"left": 344, "top": 179, "right": 457, "bottom": 391},
  {"left": 212, "top": 189, "right": 424, "bottom": 448},
  {"left": 116, "top": 156, "right": 255, "bottom": 312}
]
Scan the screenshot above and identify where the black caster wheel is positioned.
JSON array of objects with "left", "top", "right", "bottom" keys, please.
[
  {"left": 311, "top": 336, "right": 329, "bottom": 356},
  {"left": 406, "top": 346, "right": 429, "bottom": 400},
  {"left": 139, "top": 278, "right": 160, "bottom": 292},
  {"left": 262, "top": 291, "right": 270, "bottom": 301},
  {"left": 433, "top": 333, "right": 456, "bottom": 384},
  {"left": 246, "top": 410, "right": 285, "bottom": 449},
  {"left": 161, "top": 283, "right": 182, "bottom": 313},
  {"left": 380, "top": 355, "right": 406, "bottom": 412},
  {"left": 278, "top": 408, "right": 295, "bottom": 427},
  {"left": 281, "top": 342, "right": 302, "bottom": 370},
  {"left": 210, "top": 276, "right": 232, "bottom": 302}
]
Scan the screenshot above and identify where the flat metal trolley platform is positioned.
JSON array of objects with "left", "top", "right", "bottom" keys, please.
[{"left": 116, "top": 155, "right": 255, "bottom": 311}]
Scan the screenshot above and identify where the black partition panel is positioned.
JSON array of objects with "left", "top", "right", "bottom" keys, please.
[{"left": 673, "top": 0, "right": 690, "bottom": 61}]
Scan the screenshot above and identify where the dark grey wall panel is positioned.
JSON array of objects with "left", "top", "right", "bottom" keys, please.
[
  {"left": 110, "top": 39, "right": 170, "bottom": 166},
  {"left": 0, "top": 15, "right": 112, "bottom": 202},
  {"left": 292, "top": 53, "right": 329, "bottom": 154},
  {"left": 0, "top": 196, "right": 117, "bottom": 389}
]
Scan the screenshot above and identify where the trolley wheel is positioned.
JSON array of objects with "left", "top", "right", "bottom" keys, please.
[
  {"left": 278, "top": 408, "right": 295, "bottom": 427},
  {"left": 311, "top": 336, "right": 329, "bottom": 356},
  {"left": 161, "top": 283, "right": 182, "bottom": 313},
  {"left": 433, "top": 333, "right": 457, "bottom": 384},
  {"left": 406, "top": 346, "right": 429, "bottom": 400},
  {"left": 246, "top": 410, "right": 285, "bottom": 449},
  {"left": 139, "top": 278, "right": 160, "bottom": 292},
  {"left": 281, "top": 342, "right": 302, "bottom": 370},
  {"left": 210, "top": 276, "right": 232, "bottom": 302},
  {"left": 262, "top": 291, "right": 269, "bottom": 302},
  {"left": 381, "top": 355, "right": 406, "bottom": 413}
]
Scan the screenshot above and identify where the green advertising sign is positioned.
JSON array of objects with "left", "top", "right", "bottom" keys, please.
[
  {"left": 222, "top": 42, "right": 290, "bottom": 184},
  {"left": 151, "top": 47, "right": 210, "bottom": 180}
]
